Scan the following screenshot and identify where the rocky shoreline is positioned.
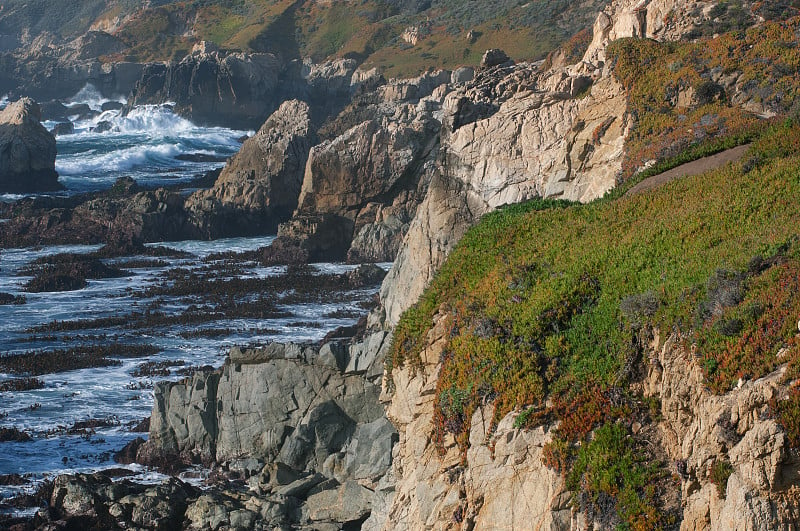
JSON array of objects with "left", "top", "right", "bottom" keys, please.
[{"left": 4, "top": 0, "right": 800, "bottom": 529}]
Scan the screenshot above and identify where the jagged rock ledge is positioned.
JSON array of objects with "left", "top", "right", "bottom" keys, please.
[{"left": 34, "top": 336, "right": 397, "bottom": 530}]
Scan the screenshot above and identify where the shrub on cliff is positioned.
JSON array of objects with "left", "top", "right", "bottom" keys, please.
[{"left": 389, "top": 119, "right": 800, "bottom": 528}]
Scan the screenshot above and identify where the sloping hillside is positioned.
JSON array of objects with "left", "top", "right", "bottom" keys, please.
[
  {"left": 0, "top": 0, "right": 610, "bottom": 74},
  {"left": 387, "top": 9, "right": 800, "bottom": 526}
]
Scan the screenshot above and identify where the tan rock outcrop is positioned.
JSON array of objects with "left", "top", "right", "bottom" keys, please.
[
  {"left": 185, "top": 100, "right": 315, "bottom": 237},
  {"left": 381, "top": 66, "right": 629, "bottom": 326},
  {"left": 644, "top": 332, "right": 800, "bottom": 530},
  {"left": 366, "top": 313, "right": 572, "bottom": 530},
  {"left": 379, "top": 0, "right": 734, "bottom": 327},
  {"left": 0, "top": 97, "right": 62, "bottom": 193}
]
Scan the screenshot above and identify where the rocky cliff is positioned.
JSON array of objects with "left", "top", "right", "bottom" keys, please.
[
  {"left": 273, "top": 70, "right": 451, "bottom": 262},
  {"left": 185, "top": 100, "right": 316, "bottom": 238},
  {"left": 124, "top": 48, "right": 285, "bottom": 129},
  {"left": 28, "top": 1, "right": 800, "bottom": 530},
  {"left": 372, "top": 310, "right": 800, "bottom": 529},
  {"left": 0, "top": 97, "right": 61, "bottom": 193}
]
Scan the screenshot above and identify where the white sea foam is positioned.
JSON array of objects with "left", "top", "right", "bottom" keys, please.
[
  {"left": 148, "top": 235, "right": 277, "bottom": 258},
  {"left": 57, "top": 142, "right": 182, "bottom": 175},
  {"left": 51, "top": 96, "right": 248, "bottom": 192},
  {"left": 67, "top": 83, "right": 126, "bottom": 111}
]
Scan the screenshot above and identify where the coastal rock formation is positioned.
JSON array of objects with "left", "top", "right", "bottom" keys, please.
[
  {"left": 379, "top": 0, "right": 747, "bottom": 325},
  {"left": 141, "top": 342, "right": 392, "bottom": 477},
  {"left": 381, "top": 63, "right": 628, "bottom": 325},
  {"left": 366, "top": 313, "right": 572, "bottom": 530},
  {"left": 274, "top": 71, "right": 449, "bottom": 262},
  {"left": 0, "top": 39, "right": 144, "bottom": 103},
  {"left": 0, "top": 98, "right": 62, "bottom": 193},
  {"left": 105, "top": 341, "right": 397, "bottom": 529},
  {"left": 21, "top": 1, "right": 800, "bottom": 530},
  {"left": 0, "top": 179, "right": 198, "bottom": 248},
  {"left": 369, "top": 320, "right": 800, "bottom": 530},
  {"left": 185, "top": 100, "right": 316, "bottom": 238},
  {"left": 126, "top": 50, "right": 284, "bottom": 129},
  {"left": 643, "top": 333, "right": 800, "bottom": 530}
]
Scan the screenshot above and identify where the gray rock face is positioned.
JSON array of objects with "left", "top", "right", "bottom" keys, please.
[
  {"left": 133, "top": 341, "right": 398, "bottom": 528},
  {"left": 144, "top": 343, "right": 391, "bottom": 472},
  {"left": 127, "top": 51, "right": 283, "bottom": 129},
  {"left": 0, "top": 98, "right": 62, "bottom": 193},
  {"left": 303, "top": 480, "right": 374, "bottom": 524},
  {"left": 185, "top": 100, "right": 316, "bottom": 238}
]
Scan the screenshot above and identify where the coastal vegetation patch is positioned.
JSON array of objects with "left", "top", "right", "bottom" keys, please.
[
  {"left": 390, "top": 118, "right": 800, "bottom": 528},
  {"left": 609, "top": 16, "right": 800, "bottom": 182}
]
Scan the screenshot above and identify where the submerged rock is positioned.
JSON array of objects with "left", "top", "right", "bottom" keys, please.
[
  {"left": 0, "top": 98, "right": 62, "bottom": 193},
  {"left": 50, "top": 121, "right": 74, "bottom": 136}
]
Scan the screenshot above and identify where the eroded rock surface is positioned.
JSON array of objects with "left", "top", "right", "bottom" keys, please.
[
  {"left": 0, "top": 98, "right": 61, "bottom": 193},
  {"left": 185, "top": 100, "right": 316, "bottom": 238}
]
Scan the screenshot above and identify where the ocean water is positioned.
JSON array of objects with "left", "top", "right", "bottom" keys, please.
[
  {"left": 0, "top": 87, "right": 381, "bottom": 509},
  {"left": 6, "top": 84, "right": 250, "bottom": 197}
]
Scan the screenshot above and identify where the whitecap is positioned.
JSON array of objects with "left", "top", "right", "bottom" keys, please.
[
  {"left": 56, "top": 143, "right": 182, "bottom": 175},
  {"left": 67, "top": 83, "right": 126, "bottom": 111}
]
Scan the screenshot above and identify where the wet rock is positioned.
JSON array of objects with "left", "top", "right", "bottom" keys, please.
[
  {"left": 0, "top": 427, "right": 32, "bottom": 442},
  {"left": 22, "top": 256, "right": 126, "bottom": 293},
  {"left": 260, "top": 237, "right": 310, "bottom": 265},
  {"left": 100, "top": 101, "right": 123, "bottom": 112},
  {"left": 0, "top": 292, "right": 25, "bottom": 305},
  {"left": 39, "top": 101, "right": 69, "bottom": 121},
  {"left": 276, "top": 215, "right": 355, "bottom": 263},
  {"left": 113, "top": 437, "right": 146, "bottom": 465},
  {"left": 129, "top": 417, "right": 150, "bottom": 433},
  {"left": 65, "top": 103, "right": 95, "bottom": 120},
  {"left": 346, "top": 264, "right": 386, "bottom": 288},
  {"left": 0, "top": 377, "right": 43, "bottom": 392},
  {"left": 0, "top": 474, "right": 28, "bottom": 486},
  {"left": 50, "top": 474, "right": 107, "bottom": 517},
  {"left": 174, "top": 153, "right": 228, "bottom": 163},
  {"left": 117, "top": 477, "right": 197, "bottom": 530},
  {"left": 0, "top": 98, "right": 61, "bottom": 193},
  {"left": 50, "top": 122, "right": 74, "bottom": 136},
  {"left": 90, "top": 121, "right": 113, "bottom": 134}
]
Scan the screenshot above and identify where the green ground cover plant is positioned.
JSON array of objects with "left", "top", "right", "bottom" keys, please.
[
  {"left": 609, "top": 16, "right": 800, "bottom": 181},
  {"left": 390, "top": 115, "right": 800, "bottom": 528}
]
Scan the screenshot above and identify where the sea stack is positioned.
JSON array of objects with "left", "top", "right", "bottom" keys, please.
[{"left": 0, "top": 97, "right": 62, "bottom": 193}]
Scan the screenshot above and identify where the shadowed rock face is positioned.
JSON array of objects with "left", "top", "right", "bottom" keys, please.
[
  {"left": 185, "top": 100, "right": 316, "bottom": 238},
  {"left": 0, "top": 97, "right": 62, "bottom": 193},
  {"left": 125, "top": 51, "right": 284, "bottom": 129}
]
